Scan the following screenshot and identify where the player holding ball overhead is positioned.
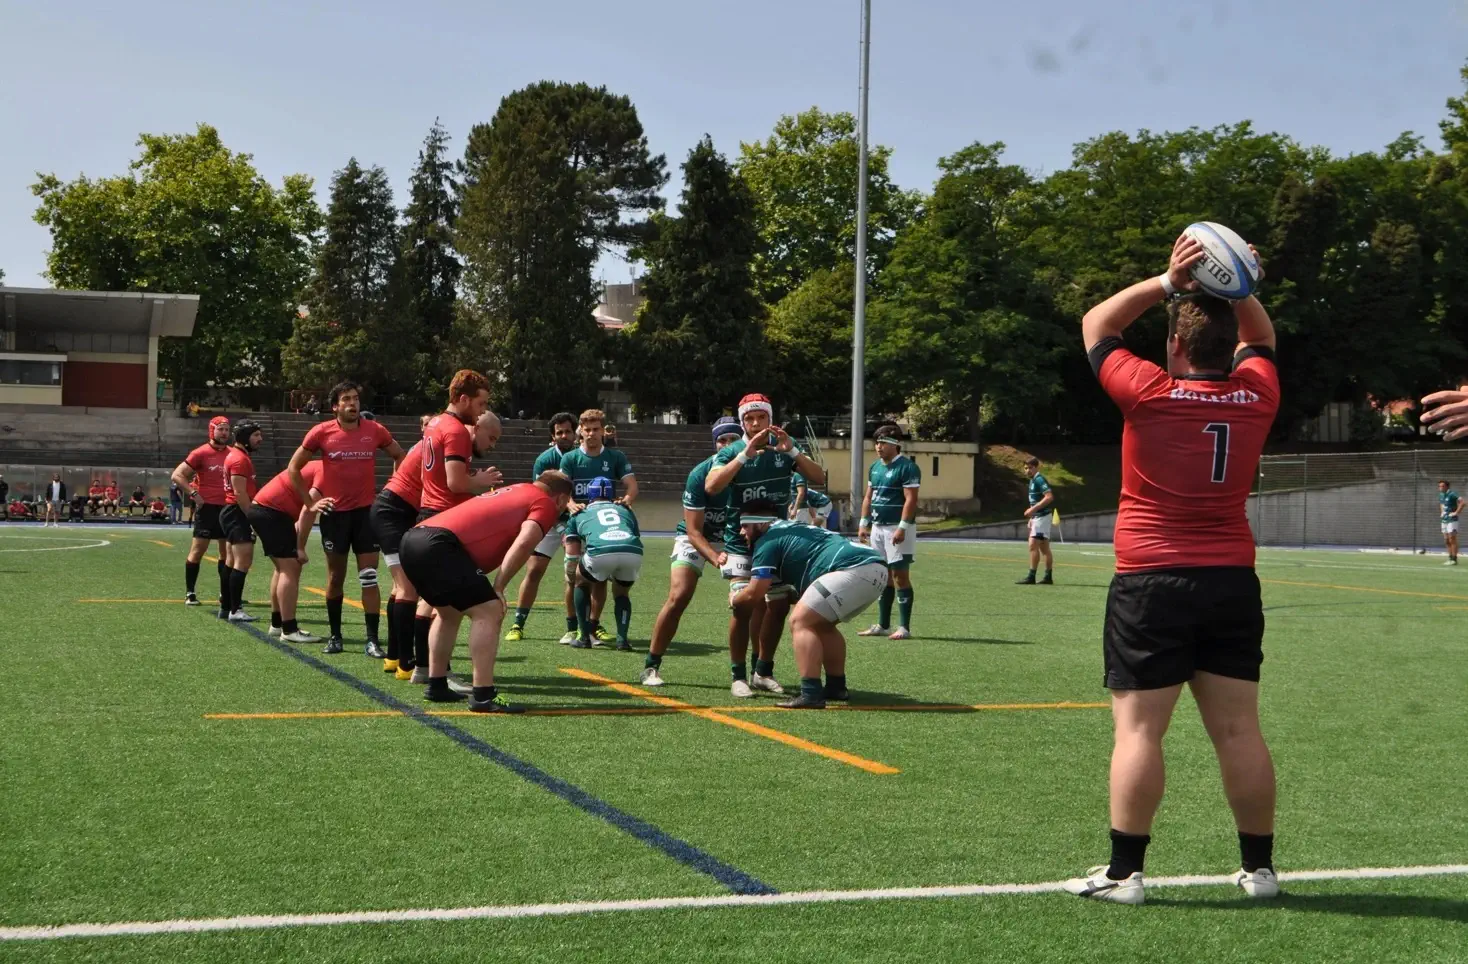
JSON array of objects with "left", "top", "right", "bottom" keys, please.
[{"left": 1064, "top": 229, "right": 1282, "bottom": 906}]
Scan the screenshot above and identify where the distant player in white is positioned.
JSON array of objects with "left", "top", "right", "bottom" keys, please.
[{"left": 857, "top": 426, "right": 920, "bottom": 639}]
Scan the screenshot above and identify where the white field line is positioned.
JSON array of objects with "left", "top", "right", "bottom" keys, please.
[{"left": 5, "top": 864, "right": 1467, "bottom": 942}]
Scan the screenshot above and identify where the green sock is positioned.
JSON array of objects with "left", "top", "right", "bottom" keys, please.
[
  {"left": 877, "top": 585, "right": 895, "bottom": 627},
  {"left": 566, "top": 616, "right": 578, "bottom": 633},
  {"left": 573, "top": 585, "right": 592, "bottom": 638},
  {"left": 731, "top": 662, "right": 748, "bottom": 681},
  {"left": 645, "top": 653, "right": 662, "bottom": 669},
  {"left": 897, "top": 588, "right": 914, "bottom": 629},
  {"left": 614, "top": 594, "right": 631, "bottom": 641},
  {"left": 755, "top": 658, "right": 774, "bottom": 677},
  {"left": 513, "top": 607, "right": 529, "bottom": 628},
  {"left": 1027, "top": 568, "right": 1037, "bottom": 579},
  {"left": 800, "top": 677, "right": 823, "bottom": 700}
]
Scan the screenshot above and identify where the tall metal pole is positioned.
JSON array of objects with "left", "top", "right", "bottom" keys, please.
[{"left": 849, "top": 0, "right": 872, "bottom": 525}]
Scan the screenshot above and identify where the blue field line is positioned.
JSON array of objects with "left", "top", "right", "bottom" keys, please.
[{"left": 224, "top": 619, "right": 776, "bottom": 897}]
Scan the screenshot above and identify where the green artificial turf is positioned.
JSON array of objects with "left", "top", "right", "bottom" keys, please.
[{"left": 3, "top": 525, "right": 1465, "bottom": 961}]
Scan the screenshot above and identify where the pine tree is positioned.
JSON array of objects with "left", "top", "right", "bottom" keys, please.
[
  {"left": 394, "top": 120, "right": 463, "bottom": 406},
  {"left": 621, "top": 136, "right": 763, "bottom": 421},
  {"left": 283, "top": 159, "right": 400, "bottom": 392}
]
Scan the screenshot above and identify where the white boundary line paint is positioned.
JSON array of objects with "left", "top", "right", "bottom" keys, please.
[
  {"left": 0, "top": 536, "right": 110, "bottom": 553},
  {"left": 4, "top": 864, "right": 1466, "bottom": 942}
]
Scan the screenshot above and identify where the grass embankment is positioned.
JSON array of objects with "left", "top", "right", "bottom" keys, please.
[{"left": 922, "top": 444, "right": 1121, "bottom": 531}]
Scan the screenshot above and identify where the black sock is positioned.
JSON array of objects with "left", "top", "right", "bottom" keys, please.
[
  {"left": 185, "top": 561, "right": 200, "bottom": 594},
  {"left": 1108, "top": 829, "right": 1150, "bottom": 879},
  {"left": 645, "top": 653, "right": 663, "bottom": 669},
  {"left": 385, "top": 598, "right": 399, "bottom": 660},
  {"left": 326, "top": 597, "right": 343, "bottom": 638},
  {"left": 414, "top": 615, "right": 432, "bottom": 668},
  {"left": 825, "top": 674, "right": 847, "bottom": 695},
  {"left": 217, "top": 559, "right": 229, "bottom": 605},
  {"left": 513, "top": 607, "right": 529, "bottom": 628},
  {"left": 365, "top": 610, "right": 380, "bottom": 642},
  {"left": 228, "top": 568, "right": 247, "bottom": 615},
  {"left": 1027, "top": 568, "right": 1037, "bottom": 579},
  {"left": 800, "top": 677, "right": 823, "bottom": 700},
  {"left": 566, "top": 615, "right": 578, "bottom": 633},
  {"left": 731, "top": 662, "right": 747, "bottom": 681},
  {"left": 755, "top": 659, "right": 775, "bottom": 678},
  {"left": 270, "top": 610, "right": 282, "bottom": 630},
  {"left": 398, "top": 604, "right": 418, "bottom": 668},
  {"left": 1239, "top": 832, "right": 1274, "bottom": 873},
  {"left": 426, "top": 676, "right": 449, "bottom": 698},
  {"left": 282, "top": 618, "right": 299, "bottom": 635},
  {"left": 472, "top": 685, "right": 497, "bottom": 703}
]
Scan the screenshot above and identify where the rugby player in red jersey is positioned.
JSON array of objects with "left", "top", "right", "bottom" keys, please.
[
  {"left": 1064, "top": 233, "right": 1282, "bottom": 906},
  {"left": 398, "top": 472, "right": 571, "bottom": 713},
  {"left": 171, "top": 416, "right": 234, "bottom": 609},
  {"left": 219, "top": 421, "right": 263, "bottom": 622},
  {"left": 370, "top": 413, "right": 432, "bottom": 678},
  {"left": 249, "top": 460, "right": 333, "bottom": 643},
  {"left": 286, "top": 381, "right": 407, "bottom": 656}
]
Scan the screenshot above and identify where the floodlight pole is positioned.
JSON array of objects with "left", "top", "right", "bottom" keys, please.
[{"left": 849, "top": 0, "right": 872, "bottom": 527}]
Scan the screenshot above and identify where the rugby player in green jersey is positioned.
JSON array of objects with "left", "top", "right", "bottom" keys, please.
[
  {"left": 733, "top": 502, "right": 889, "bottom": 709},
  {"left": 564, "top": 477, "right": 643, "bottom": 650},
  {"left": 857, "top": 426, "right": 921, "bottom": 639},
  {"left": 640, "top": 417, "right": 743, "bottom": 686},
  {"left": 705, "top": 394, "right": 825, "bottom": 698},
  {"left": 506, "top": 412, "right": 579, "bottom": 643},
  {"left": 560, "top": 408, "right": 637, "bottom": 644}
]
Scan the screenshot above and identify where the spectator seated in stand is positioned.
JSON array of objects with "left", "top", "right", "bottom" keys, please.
[
  {"left": 68, "top": 494, "right": 87, "bottom": 522},
  {"left": 128, "top": 485, "right": 147, "bottom": 517},
  {"left": 9, "top": 499, "right": 34, "bottom": 521},
  {"left": 87, "top": 479, "right": 106, "bottom": 515},
  {"left": 148, "top": 496, "right": 169, "bottom": 522},
  {"left": 104, "top": 482, "right": 121, "bottom": 517}
]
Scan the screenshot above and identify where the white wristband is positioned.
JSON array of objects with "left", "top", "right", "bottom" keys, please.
[
  {"left": 734, "top": 451, "right": 750, "bottom": 466},
  {"left": 1158, "top": 273, "right": 1177, "bottom": 298},
  {"left": 860, "top": 517, "right": 870, "bottom": 528}
]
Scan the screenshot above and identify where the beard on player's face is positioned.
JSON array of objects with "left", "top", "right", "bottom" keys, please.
[{"left": 336, "top": 393, "right": 360, "bottom": 421}]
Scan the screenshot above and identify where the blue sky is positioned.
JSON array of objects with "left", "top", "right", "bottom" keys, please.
[{"left": 2, "top": 0, "right": 1465, "bottom": 289}]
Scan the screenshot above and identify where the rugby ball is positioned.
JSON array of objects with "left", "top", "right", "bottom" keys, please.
[{"left": 1184, "top": 221, "right": 1261, "bottom": 300}]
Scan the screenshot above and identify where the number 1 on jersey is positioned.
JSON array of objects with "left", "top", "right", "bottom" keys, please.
[{"left": 1204, "top": 422, "right": 1230, "bottom": 483}]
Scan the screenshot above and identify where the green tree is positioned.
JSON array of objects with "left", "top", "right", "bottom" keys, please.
[
  {"left": 1441, "top": 59, "right": 1468, "bottom": 151},
  {"left": 32, "top": 124, "right": 320, "bottom": 391},
  {"left": 739, "top": 107, "right": 917, "bottom": 304},
  {"left": 282, "top": 159, "right": 401, "bottom": 393},
  {"left": 763, "top": 264, "right": 854, "bottom": 416},
  {"left": 620, "top": 136, "right": 763, "bottom": 421},
  {"left": 869, "top": 143, "right": 1066, "bottom": 443},
  {"left": 457, "top": 81, "right": 667, "bottom": 416}
]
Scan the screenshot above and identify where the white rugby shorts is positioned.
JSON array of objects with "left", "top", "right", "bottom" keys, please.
[
  {"left": 801, "top": 562, "right": 889, "bottom": 624},
  {"left": 535, "top": 522, "right": 566, "bottom": 558},
  {"left": 869, "top": 522, "right": 917, "bottom": 564},
  {"left": 581, "top": 551, "right": 643, "bottom": 585},
  {"left": 1443, "top": 520, "right": 1459, "bottom": 535},
  {"left": 671, "top": 534, "right": 717, "bottom": 572},
  {"left": 1028, "top": 514, "right": 1053, "bottom": 541}
]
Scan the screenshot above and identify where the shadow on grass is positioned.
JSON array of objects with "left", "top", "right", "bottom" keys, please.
[
  {"left": 1148, "top": 892, "right": 1468, "bottom": 923},
  {"left": 918, "top": 635, "right": 1035, "bottom": 645}
]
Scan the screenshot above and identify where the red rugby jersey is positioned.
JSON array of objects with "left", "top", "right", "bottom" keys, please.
[
  {"left": 416, "top": 483, "right": 559, "bottom": 573},
  {"left": 1091, "top": 337, "right": 1280, "bottom": 573},
  {"left": 185, "top": 443, "right": 231, "bottom": 505},
  {"left": 254, "top": 461, "right": 323, "bottom": 518},
  {"left": 420, "top": 413, "right": 475, "bottom": 512},
  {"left": 223, "top": 447, "right": 257, "bottom": 505},
  {"left": 300, "top": 418, "right": 396, "bottom": 511},
  {"left": 384, "top": 439, "right": 426, "bottom": 509}
]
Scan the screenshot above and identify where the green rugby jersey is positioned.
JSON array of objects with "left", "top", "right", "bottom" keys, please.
[
  {"left": 559, "top": 445, "right": 634, "bottom": 503},
  {"left": 676, "top": 455, "right": 729, "bottom": 543},
  {"left": 867, "top": 454, "right": 921, "bottom": 525},
  {"left": 532, "top": 443, "right": 571, "bottom": 479},
  {"left": 713, "top": 438, "right": 801, "bottom": 554},
  {"left": 749, "top": 521, "right": 882, "bottom": 596},
  {"left": 565, "top": 501, "right": 643, "bottom": 556},
  {"left": 792, "top": 471, "right": 832, "bottom": 509},
  {"left": 1028, "top": 472, "right": 1052, "bottom": 508},
  {"left": 1442, "top": 489, "right": 1461, "bottom": 523}
]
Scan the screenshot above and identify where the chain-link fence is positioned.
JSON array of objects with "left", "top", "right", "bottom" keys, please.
[{"left": 1251, "top": 450, "right": 1468, "bottom": 550}]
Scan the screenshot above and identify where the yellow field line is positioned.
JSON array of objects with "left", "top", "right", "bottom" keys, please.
[
  {"left": 560, "top": 667, "right": 900, "bottom": 775},
  {"left": 931, "top": 550, "right": 1468, "bottom": 601},
  {"left": 79, "top": 598, "right": 185, "bottom": 604},
  {"left": 149, "top": 540, "right": 173, "bottom": 548},
  {"left": 205, "top": 700, "right": 1109, "bottom": 722},
  {"left": 305, "top": 586, "right": 364, "bottom": 610}
]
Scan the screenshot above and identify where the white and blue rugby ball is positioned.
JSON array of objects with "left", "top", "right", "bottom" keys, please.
[{"left": 1184, "top": 221, "right": 1261, "bottom": 300}]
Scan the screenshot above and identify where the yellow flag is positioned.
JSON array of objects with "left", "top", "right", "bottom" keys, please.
[{"left": 1051, "top": 508, "right": 1061, "bottom": 526}]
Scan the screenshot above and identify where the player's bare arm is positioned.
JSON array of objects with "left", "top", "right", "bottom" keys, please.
[
  {"left": 286, "top": 446, "right": 316, "bottom": 507},
  {"left": 706, "top": 428, "right": 772, "bottom": 495},
  {"left": 684, "top": 508, "right": 725, "bottom": 566},
  {"left": 1232, "top": 256, "right": 1275, "bottom": 353},
  {"left": 1024, "top": 489, "right": 1054, "bottom": 519},
  {"left": 731, "top": 575, "right": 773, "bottom": 613},
  {"left": 229, "top": 473, "right": 255, "bottom": 514},
  {"left": 616, "top": 475, "right": 639, "bottom": 505},
  {"left": 446, "top": 458, "right": 497, "bottom": 495},
  {"left": 893, "top": 487, "right": 920, "bottom": 544},
  {"left": 493, "top": 520, "right": 548, "bottom": 596},
  {"left": 384, "top": 439, "right": 407, "bottom": 468},
  {"left": 170, "top": 461, "right": 195, "bottom": 492},
  {"left": 1082, "top": 233, "right": 1206, "bottom": 351},
  {"left": 858, "top": 484, "right": 875, "bottom": 542}
]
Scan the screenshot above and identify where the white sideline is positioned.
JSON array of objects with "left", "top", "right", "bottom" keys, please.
[{"left": 4, "top": 864, "right": 1466, "bottom": 942}]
